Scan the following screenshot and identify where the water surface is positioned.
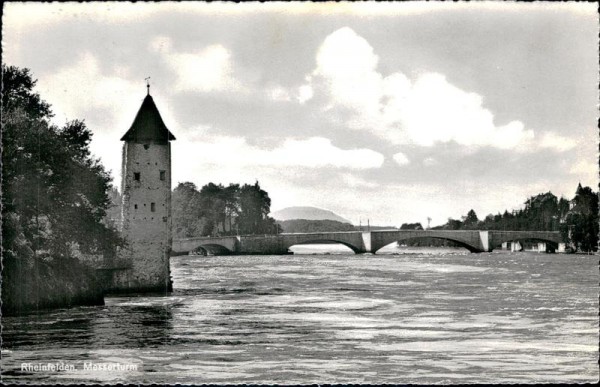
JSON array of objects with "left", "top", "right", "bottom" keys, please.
[{"left": 2, "top": 250, "right": 598, "bottom": 384}]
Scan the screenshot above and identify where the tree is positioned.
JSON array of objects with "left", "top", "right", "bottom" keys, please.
[
  {"left": 172, "top": 181, "right": 280, "bottom": 237},
  {"left": 237, "top": 181, "right": 278, "bottom": 235},
  {"left": 105, "top": 186, "right": 122, "bottom": 229},
  {"left": 521, "top": 192, "right": 559, "bottom": 230},
  {"left": 561, "top": 184, "right": 599, "bottom": 252},
  {"left": 558, "top": 197, "right": 570, "bottom": 221},
  {"left": 572, "top": 184, "right": 598, "bottom": 216},
  {"left": 199, "top": 182, "right": 227, "bottom": 235},
  {"left": 172, "top": 182, "right": 208, "bottom": 237},
  {"left": 278, "top": 219, "right": 354, "bottom": 233},
  {"left": 1, "top": 65, "right": 52, "bottom": 119},
  {"left": 400, "top": 223, "right": 424, "bottom": 230},
  {"left": 462, "top": 209, "right": 479, "bottom": 229},
  {"left": 444, "top": 218, "right": 463, "bottom": 230},
  {"left": 222, "top": 183, "right": 240, "bottom": 234},
  {"left": 1, "top": 64, "right": 123, "bottom": 262}
]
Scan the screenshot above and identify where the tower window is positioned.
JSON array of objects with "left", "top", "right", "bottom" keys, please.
[
  {"left": 144, "top": 144, "right": 150, "bottom": 150},
  {"left": 134, "top": 204, "right": 138, "bottom": 209},
  {"left": 160, "top": 170, "right": 166, "bottom": 181},
  {"left": 151, "top": 202, "right": 156, "bottom": 212},
  {"left": 134, "top": 172, "right": 140, "bottom": 181}
]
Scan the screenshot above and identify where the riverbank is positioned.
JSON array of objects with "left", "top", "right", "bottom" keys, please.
[{"left": 1, "top": 255, "right": 104, "bottom": 316}]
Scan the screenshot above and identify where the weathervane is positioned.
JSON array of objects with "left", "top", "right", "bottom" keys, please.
[{"left": 145, "top": 76, "right": 151, "bottom": 95}]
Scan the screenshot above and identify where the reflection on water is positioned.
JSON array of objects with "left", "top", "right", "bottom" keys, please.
[{"left": 1, "top": 250, "right": 598, "bottom": 384}]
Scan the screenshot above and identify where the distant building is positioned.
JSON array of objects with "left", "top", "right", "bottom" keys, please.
[{"left": 567, "top": 183, "right": 594, "bottom": 215}]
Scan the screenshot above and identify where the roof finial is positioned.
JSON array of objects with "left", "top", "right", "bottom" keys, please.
[{"left": 145, "top": 76, "right": 151, "bottom": 95}]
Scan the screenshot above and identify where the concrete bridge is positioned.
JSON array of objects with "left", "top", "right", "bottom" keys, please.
[{"left": 172, "top": 230, "right": 562, "bottom": 255}]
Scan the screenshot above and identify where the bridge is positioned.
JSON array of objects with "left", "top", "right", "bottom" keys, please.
[{"left": 172, "top": 230, "right": 562, "bottom": 255}]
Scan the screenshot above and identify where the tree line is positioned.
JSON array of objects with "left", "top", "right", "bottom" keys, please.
[
  {"left": 172, "top": 181, "right": 281, "bottom": 238},
  {"left": 402, "top": 188, "right": 598, "bottom": 252}
]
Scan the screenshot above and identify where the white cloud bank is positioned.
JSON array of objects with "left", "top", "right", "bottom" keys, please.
[
  {"left": 302, "top": 27, "right": 542, "bottom": 149},
  {"left": 174, "top": 135, "right": 384, "bottom": 170}
]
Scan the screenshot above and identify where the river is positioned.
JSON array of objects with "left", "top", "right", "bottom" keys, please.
[{"left": 1, "top": 249, "right": 598, "bottom": 384}]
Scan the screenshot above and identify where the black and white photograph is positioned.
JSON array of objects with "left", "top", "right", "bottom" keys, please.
[{"left": 1, "top": 1, "right": 598, "bottom": 384}]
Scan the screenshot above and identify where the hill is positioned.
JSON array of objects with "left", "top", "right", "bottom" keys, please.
[
  {"left": 272, "top": 206, "right": 352, "bottom": 224},
  {"left": 353, "top": 225, "right": 398, "bottom": 231},
  {"left": 277, "top": 219, "right": 355, "bottom": 233}
]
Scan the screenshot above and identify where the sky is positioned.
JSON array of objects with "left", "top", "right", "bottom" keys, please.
[{"left": 3, "top": 1, "right": 598, "bottom": 227}]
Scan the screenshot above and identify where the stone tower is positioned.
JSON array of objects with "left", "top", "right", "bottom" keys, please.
[{"left": 114, "top": 89, "right": 176, "bottom": 292}]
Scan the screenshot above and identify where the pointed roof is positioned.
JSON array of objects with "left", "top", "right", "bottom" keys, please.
[{"left": 120, "top": 94, "right": 175, "bottom": 142}]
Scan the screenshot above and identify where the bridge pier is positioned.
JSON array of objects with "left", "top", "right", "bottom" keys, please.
[{"left": 362, "top": 232, "right": 372, "bottom": 253}]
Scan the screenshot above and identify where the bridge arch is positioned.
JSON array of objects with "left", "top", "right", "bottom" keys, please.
[
  {"left": 375, "top": 236, "right": 481, "bottom": 253},
  {"left": 189, "top": 243, "right": 233, "bottom": 255},
  {"left": 371, "top": 230, "right": 485, "bottom": 253},
  {"left": 271, "top": 232, "right": 367, "bottom": 255},
  {"left": 488, "top": 231, "right": 562, "bottom": 252},
  {"left": 490, "top": 237, "right": 559, "bottom": 252},
  {"left": 286, "top": 239, "right": 362, "bottom": 254}
]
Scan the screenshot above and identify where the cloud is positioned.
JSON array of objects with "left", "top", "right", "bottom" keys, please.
[
  {"left": 149, "top": 36, "right": 242, "bottom": 93},
  {"left": 297, "top": 84, "right": 314, "bottom": 104},
  {"left": 38, "top": 52, "right": 139, "bottom": 125},
  {"left": 423, "top": 157, "right": 438, "bottom": 166},
  {"left": 267, "top": 86, "right": 293, "bottom": 102},
  {"left": 6, "top": 2, "right": 594, "bottom": 31},
  {"left": 342, "top": 173, "right": 379, "bottom": 189},
  {"left": 170, "top": 136, "right": 386, "bottom": 200},
  {"left": 312, "top": 27, "right": 381, "bottom": 113},
  {"left": 393, "top": 152, "right": 410, "bottom": 166},
  {"left": 173, "top": 135, "right": 384, "bottom": 171},
  {"left": 385, "top": 73, "right": 534, "bottom": 148},
  {"left": 305, "top": 27, "right": 535, "bottom": 149},
  {"left": 570, "top": 159, "right": 598, "bottom": 184},
  {"left": 537, "top": 132, "right": 578, "bottom": 152},
  {"left": 3, "top": 2, "right": 163, "bottom": 28}
]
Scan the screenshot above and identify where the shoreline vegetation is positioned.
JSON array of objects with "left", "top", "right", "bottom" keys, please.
[{"left": 2, "top": 65, "right": 122, "bottom": 315}]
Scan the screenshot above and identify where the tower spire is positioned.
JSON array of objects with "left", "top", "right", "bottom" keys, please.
[
  {"left": 145, "top": 76, "right": 151, "bottom": 95},
  {"left": 120, "top": 87, "right": 176, "bottom": 143}
]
